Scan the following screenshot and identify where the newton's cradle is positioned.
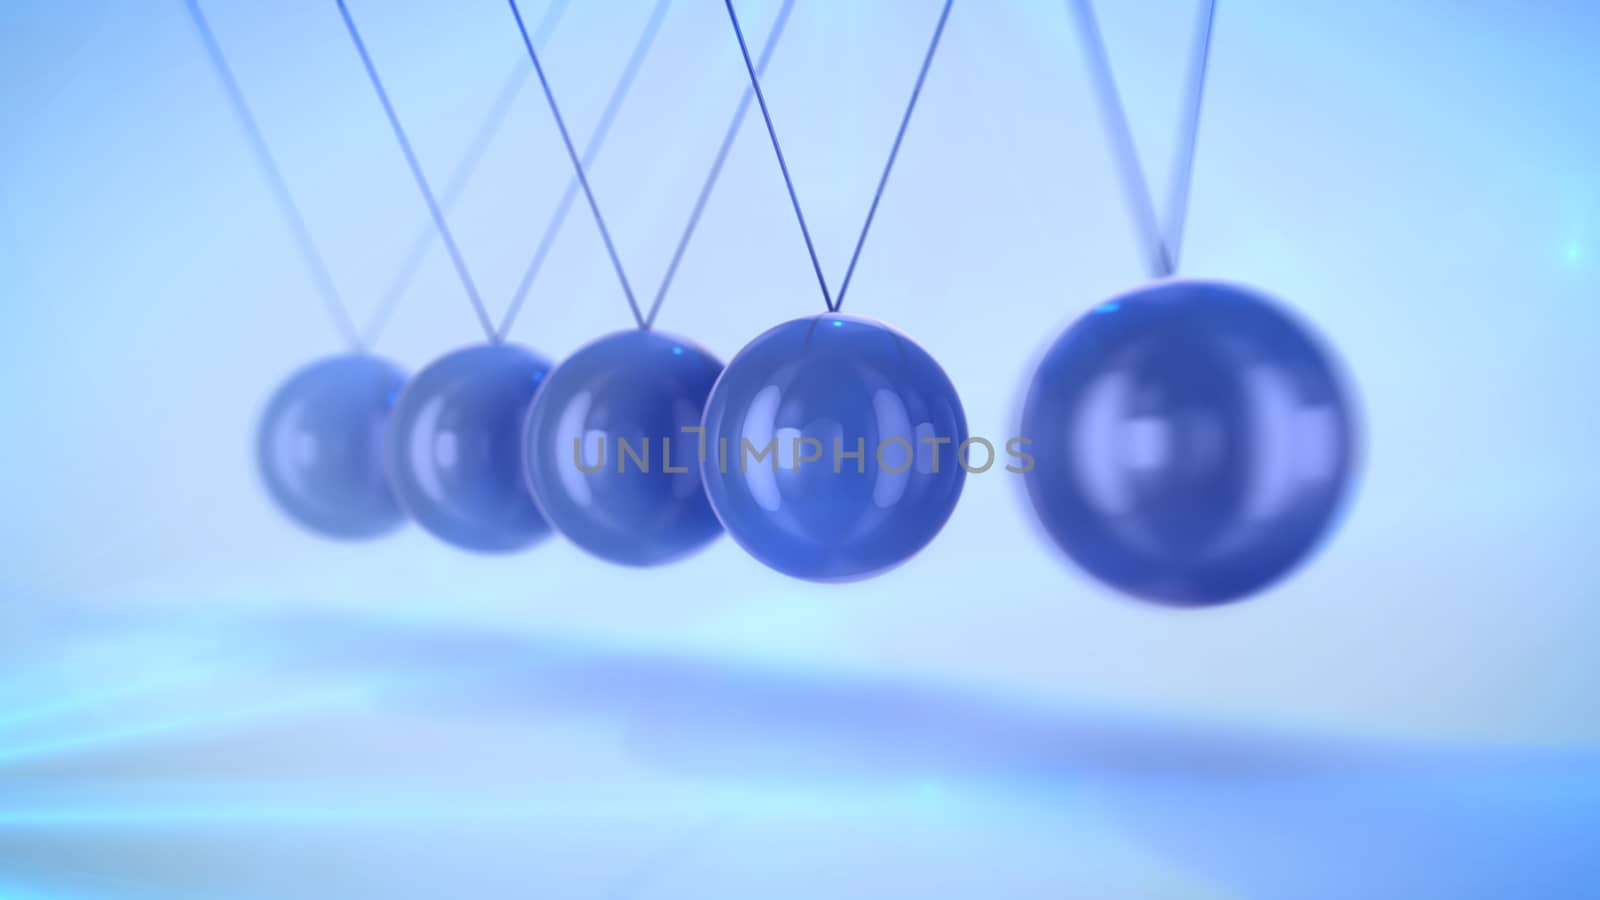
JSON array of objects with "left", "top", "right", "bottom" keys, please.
[{"left": 193, "top": 0, "right": 1358, "bottom": 607}]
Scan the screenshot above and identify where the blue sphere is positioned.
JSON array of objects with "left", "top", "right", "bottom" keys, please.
[
  {"left": 256, "top": 354, "right": 408, "bottom": 539},
  {"left": 384, "top": 343, "right": 553, "bottom": 553},
  {"left": 1020, "top": 278, "right": 1358, "bottom": 606},
  {"left": 700, "top": 315, "right": 968, "bottom": 582},
  {"left": 523, "top": 330, "right": 724, "bottom": 566}
]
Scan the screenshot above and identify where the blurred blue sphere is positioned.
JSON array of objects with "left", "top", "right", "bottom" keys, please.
[
  {"left": 1020, "top": 279, "right": 1358, "bottom": 606},
  {"left": 384, "top": 343, "right": 553, "bottom": 553},
  {"left": 256, "top": 354, "right": 408, "bottom": 540},
  {"left": 701, "top": 315, "right": 968, "bottom": 582},
  {"left": 523, "top": 330, "right": 724, "bottom": 566}
]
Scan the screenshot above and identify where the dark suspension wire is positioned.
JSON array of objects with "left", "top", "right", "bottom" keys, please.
[
  {"left": 499, "top": 0, "right": 671, "bottom": 339},
  {"left": 644, "top": 0, "right": 796, "bottom": 328},
  {"left": 834, "top": 0, "right": 954, "bottom": 310},
  {"left": 1067, "top": 0, "right": 1217, "bottom": 279},
  {"left": 364, "top": 0, "right": 570, "bottom": 347},
  {"left": 509, "top": 0, "right": 648, "bottom": 330},
  {"left": 723, "top": 0, "right": 832, "bottom": 310},
  {"left": 725, "top": 0, "right": 956, "bottom": 313},
  {"left": 184, "top": 0, "right": 363, "bottom": 351},
  {"left": 1067, "top": 0, "right": 1168, "bottom": 278},
  {"left": 337, "top": 0, "right": 498, "bottom": 342},
  {"left": 1163, "top": 0, "right": 1218, "bottom": 275}
]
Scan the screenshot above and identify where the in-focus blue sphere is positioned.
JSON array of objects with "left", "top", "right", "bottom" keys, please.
[
  {"left": 384, "top": 343, "right": 553, "bottom": 553},
  {"left": 256, "top": 354, "right": 408, "bottom": 540},
  {"left": 1020, "top": 278, "right": 1358, "bottom": 606},
  {"left": 523, "top": 330, "right": 724, "bottom": 566},
  {"left": 700, "top": 315, "right": 968, "bottom": 582}
]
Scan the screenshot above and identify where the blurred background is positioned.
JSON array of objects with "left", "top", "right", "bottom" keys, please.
[{"left": 1, "top": 0, "right": 1598, "bottom": 896}]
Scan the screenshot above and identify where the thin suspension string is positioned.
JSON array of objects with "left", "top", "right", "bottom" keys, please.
[
  {"left": 337, "top": 0, "right": 498, "bottom": 342},
  {"left": 184, "top": 0, "right": 363, "bottom": 352},
  {"left": 1162, "top": 0, "right": 1218, "bottom": 275},
  {"left": 834, "top": 0, "right": 953, "bottom": 310},
  {"left": 724, "top": 0, "right": 831, "bottom": 310},
  {"left": 1067, "top": 0, "right": 1218, "bottom": 279},
  {"left": 725, "top": 0, "right": 956, "bottom": 314},
  {"left": 498, "top": 0, "right": 671, "bottom": 339},
  {"left": 509, "top": 0, "right": 648, "bottom": 330},
  {"left": 365, "top": 0, "right": 571, "bottom": 347},
  {"left": 645, "top": 0, "right": 796, "bottom": 328},
  {"left": 363, "top": 63, "right": 525, "bottom": 346},
  {"left": 1067, "top": 0, "right": 1167, "bottom": 277}
]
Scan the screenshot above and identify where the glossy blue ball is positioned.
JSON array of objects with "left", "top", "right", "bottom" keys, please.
[
  {"left": 384, "top": 343, "right": 553, "bottom": 553},
  {"left": 700, "top": 315, "right": 968, "bottom": 582},
  {"left": 1021, "top": 279, "right": 1358, "bottom": 606},
  {"left": 523, "top": 330, "right": 724, "bottom": 566},
  {"left": 256, "top": 354, "right": 408, "bottom": 540}
]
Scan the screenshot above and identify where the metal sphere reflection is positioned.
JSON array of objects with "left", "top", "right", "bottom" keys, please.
[
  {"left": 384, "top": 343, "right": 553, "bottom": 553},
  {"left": 256, "top": 353, "right": 408, "bottom": 540},
  {"left": 523, "top": 330, "right": 724, "bottom": 566},
  {"left": 1021, "top": 278, "right": 1358, "bottom": 606},
  {"left": 700, "top": 315, "right": 968, "bottom": 583}
]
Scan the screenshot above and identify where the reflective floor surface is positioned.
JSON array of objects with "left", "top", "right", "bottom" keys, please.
[{"left": 1, "top": 607, "right": 1596, "bottom": 899}]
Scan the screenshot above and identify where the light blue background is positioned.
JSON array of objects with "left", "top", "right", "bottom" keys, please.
[
  {"left": 1, "top": 0, "right": 1598, "bottom": 894},
  {"left": 5, "top": 0, "right": 1599, "bottom": 740}
]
